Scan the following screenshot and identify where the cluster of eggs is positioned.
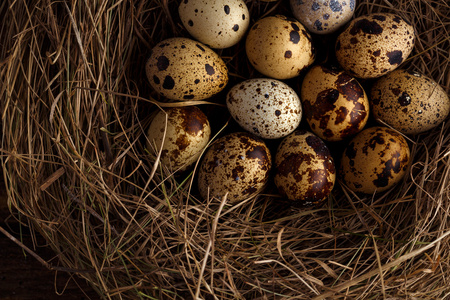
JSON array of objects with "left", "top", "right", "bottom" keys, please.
[{"left": 145, "top": 0, "right": 450, "bottom": 206}]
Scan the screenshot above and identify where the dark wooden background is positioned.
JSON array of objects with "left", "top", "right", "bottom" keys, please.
[{"left": 0, "top": 185, "right": 101, "bottom": 299}]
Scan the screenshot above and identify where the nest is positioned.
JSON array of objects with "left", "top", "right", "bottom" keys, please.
[{"left": 1, "top": 0, "right": 450, "bottom": 299}]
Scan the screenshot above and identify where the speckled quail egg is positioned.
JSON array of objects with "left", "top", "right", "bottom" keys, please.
[
  {"left": 227, "top": 78, "right": 302, "bottom": 139},
  {"left": 290, "top": 0, "right": 355, "bottom": 34},
  {"left": 146, "top": 106, "right": 211, "bottom": 171},
  {"left": 335, "top": 13, "right": 415, "bottom": 79},
  {"left": 371, "top": 69, "right": 450, "bottom": 135},
  {"left": 245, "top": 15, "right": 315, "bottom": 79},
  {"left": 274, "top": 130, "right": 336, "bottom": 207},
  {"left": 146, "top": 37, "right": 228, "bottom": 101},
  {"left": 301, "top": 65, "right": 369, "bottom": 141},
  {"left": 340, "top": 126, "right": 410, "bottom": 194},
  {"left": 179, "top": 0, "right": 250, "bottom": 49},
  {"left": 198, "top": 132, "right": 272, "bottom": 202}
]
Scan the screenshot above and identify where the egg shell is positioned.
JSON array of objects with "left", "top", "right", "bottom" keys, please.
[
  {"left": 146, "top": 37, "right": 228, "bottom": 101},
  {"left": 290, "top": 0, "right": 355, "bottom": 34},
  {"left": 340, "top": 126, "right": 410, "bottom": 194},
  {"left": 371, "top": 69, "right": 450, "bottom": 135},
  {"left": 198, "top": 132, "right": 272, "bottom": 202},
  {"left": 227, "top": 78, "right": 302, "bottom": 139},
  {"left": 147, "top": 106, "right": 211, "bottom": 171},
  {"left": 301, "top": 65, "right": 369, "bottom": 141},
  {"left": 335, "top": 13, "right": 415, "bottom": 79},
  {"left": 245, "top": 15, "right": 315, "bottom": 79},
  {"left": 274, "top": 130, "right": 336, "bottom": 207},
  {"left": 179, "top": 0, "right": 250, "bottom": 49}
]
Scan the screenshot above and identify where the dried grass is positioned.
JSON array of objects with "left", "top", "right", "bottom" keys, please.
[{"left": 1, "top": 0, "right": 450, "bottom": 299}]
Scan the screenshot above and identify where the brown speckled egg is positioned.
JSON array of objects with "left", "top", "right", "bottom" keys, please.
[
  {"left": 340, "top": 126, "right": 410, "bottom": 194},
  {"left": 290, "top": 0, "right": 355, "bottom": 34},
  {"left": 371, "top": 69, "right": 450, "bottom": 135},
  {"left": 227, "top": 78, "right": 302, "bottom": 139},
  {"left": 198, "top": 132, "right": 272, "bottom": 202},
  {"left": 179, "top": 0, "right": 249, "bottom": 49},
  {"left": 335, "top": 13, "right": 415, "bottom": 79},
  {"left": 245, "top": 15, "right": 315, "bottom": 79},
  {"left": 301, "top": 65, "right": 369, "bottom": 141},
  {"left": 146, "top": 37, "right": 228, "bottom": 101},
  {"left": 274, "top": 130, "right": 336, "bottom": 207},
  {"left": 147, "top": 106, "right": 211, "bottom": 171}
]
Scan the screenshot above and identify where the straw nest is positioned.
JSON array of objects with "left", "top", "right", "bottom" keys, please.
[{"left": 1, "top": 0, "right": 450, "bottom": 299}]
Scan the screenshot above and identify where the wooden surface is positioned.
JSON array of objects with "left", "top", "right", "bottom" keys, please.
[{"left": 0, "top": 185, "right": 101, "bottom": 300}]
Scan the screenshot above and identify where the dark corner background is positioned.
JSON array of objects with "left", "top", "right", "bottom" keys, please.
[{"left": 0, "top": 184, "right": 100, "bottom": 300}]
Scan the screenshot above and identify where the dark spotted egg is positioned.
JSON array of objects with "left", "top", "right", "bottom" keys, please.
[
  {"left": 179, "top": 0, "right": 249, "bottom": 49},
  {"left": 371, "top": 69, "right": 450, "bottom": 135},
  {"left": 301, "top": 65, "right": 369, "bottom": 141},
  {"left": 198, "top": 132, "right": 272, "bottom": 202},
  {"left": 290, "top": 0, "right": 355, "bottom": 34},
  {"left": 146, "top": 106, "right": 211, "bottom": 171},
  {"left": 335, "top": 13, "right": 415, "bottom": 79},
  {"left": 245, "top": 15, "right": 315, "bottom": 79},
  {"left": 227, "top": 78, "right": 302, "bottom": 139},
  {"left": 340, "top": 126, "right": 410, "bottom": 194},
  {"left": 146, "top": 37, "right": 228, "bottom": 101},
  {"left": 274, "top": 130, "right": 336, "bottom": 207}
]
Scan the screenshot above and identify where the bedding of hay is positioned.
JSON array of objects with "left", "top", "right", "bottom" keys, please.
[{"left": 1, "top": 0, "right": 450, "bottom": 299}]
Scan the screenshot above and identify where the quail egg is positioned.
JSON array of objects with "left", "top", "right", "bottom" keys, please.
[
  {"left": 274, "top": 130, "right": 336, "bottom": 207},
  {"left": 198, "top": 132, "right": 272, "bottom": 202},
  {"left": 146, "top": 106, "right": 211, "bottom": 171},
  {"left": 245, "top": 15, "right": 315, "bottom": 79},
  {"left": 179, "top": 0, "right": 250, "bottom": 49},
  {"left": 146, "top": 37, "right": 228, "bottom": 100},
  {"left": 227, "top": 78, "right": 302, "bottom": 139},
  {"left": 371, "top": 69, "right": 450, "bottom": 135},
  {"left": 335, "top": 13, "right": 415, "bottom": 79},
  {"left": 290, "top": 0, "right": 355, "bottom": 34},
  {"left": 301, "top": 65, "right": 369, "bottom": 141},
  {"left": 340, "top": 126, "right": 410, "bottom": 194}
]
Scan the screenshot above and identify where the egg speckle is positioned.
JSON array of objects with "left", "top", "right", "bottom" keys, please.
[
  {"left": 146, "top": 37, "right": 228, "bottom": 100},
  {"left": 290, "top": 0, "right": 355, "bottom": 34},
  {"left": 340, "top": 126, "right": 410, "bottom": 194},
  {"left": 274, "top": 130, "right": 336, "bottom": 207},
  {"left": 179, "top": 0, "right": 249, "bottom": 49},
  {"left": 146, "top": 107, "right": 211, "bottom": 171},
  {"left": 245, "top": 15, "right": 315, "bottom": 79},
  {"left": 371, "top": 69, "right": 450, "bottom": 135},
  {"left": 198, "top": 132, "right": 272, "bottom": 202},
  {"left": 335, "top": 13, "right": 415, "bottom": 79},
  {"left": 301, "top": 65, "right": 369, "bottom": 141},
  {"left": 227, "top": 78, "right": 302, "bottom": 139}
]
